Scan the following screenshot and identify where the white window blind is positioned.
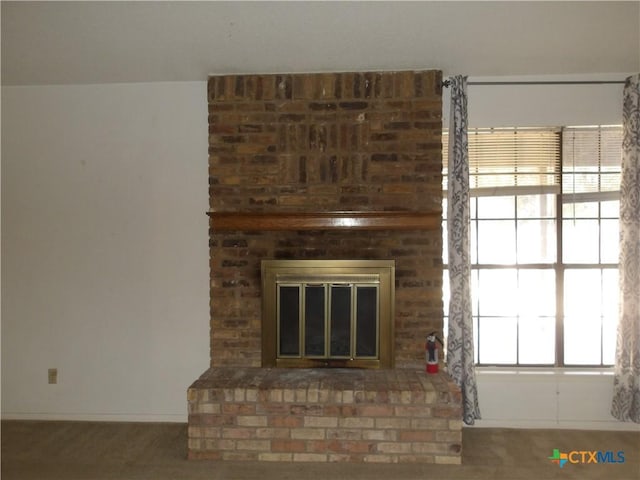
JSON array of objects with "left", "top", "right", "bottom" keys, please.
[
  {"left": 443, "top": 128, "right": 561, "bottom": 197},
  {"left": 562, "top": 126, "right": 622, "bottom": 203}
]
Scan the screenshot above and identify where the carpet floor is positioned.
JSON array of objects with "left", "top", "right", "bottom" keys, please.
[{"left": 1, "top": 420, "right": 638, "bottom": 479}]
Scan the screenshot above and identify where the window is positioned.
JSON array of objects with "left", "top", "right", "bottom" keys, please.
[{"left": 443, "top": 126, "right": 622, "bottom": 367}]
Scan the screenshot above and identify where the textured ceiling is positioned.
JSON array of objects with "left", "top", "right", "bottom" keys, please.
[{"left": 2, "top": 1, "right": 639, "bottom": 86}]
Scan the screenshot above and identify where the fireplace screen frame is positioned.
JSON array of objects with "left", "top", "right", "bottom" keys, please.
[{"left": 261, "top": 260, "right": 395, "bottom": 368}]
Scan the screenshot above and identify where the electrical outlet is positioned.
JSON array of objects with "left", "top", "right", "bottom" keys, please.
[{"left": 48, "top": 368, "right": 57, "bottom": 384}]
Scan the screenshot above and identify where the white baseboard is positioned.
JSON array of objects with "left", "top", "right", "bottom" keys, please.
[
  {"left": 1, "top": 412, "right": 187, "bottom": 423},
  {"left": 470, "top": 418, "right": 640, "bottom": 431}
]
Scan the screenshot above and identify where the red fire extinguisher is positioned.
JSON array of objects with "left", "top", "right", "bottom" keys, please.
[{"left": 425, "top": 332, "right": 443, "bottom": 374}]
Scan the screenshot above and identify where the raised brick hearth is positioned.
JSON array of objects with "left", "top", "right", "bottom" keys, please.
[
  {"left": 188, "top": 368, "right": 462, "bottom": 463},
  {"left": 188, "top": 69, "right": 462, "bottom": 463}
]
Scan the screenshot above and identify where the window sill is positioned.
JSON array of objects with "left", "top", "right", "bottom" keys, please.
[{"left": 475, "top": 366, "right": 614, "bottom": 376}]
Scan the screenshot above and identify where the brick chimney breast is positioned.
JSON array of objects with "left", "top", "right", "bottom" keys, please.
[
  {"left": 190, "top": 70, "right": 463, "bottom": 464},
  {"left": 208, "top": 70, "right": 444, "bottom": 369}
]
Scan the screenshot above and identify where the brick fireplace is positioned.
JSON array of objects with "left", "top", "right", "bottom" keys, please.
[{"left": 187, "top": 70, "right": 462, "bottom": 463}]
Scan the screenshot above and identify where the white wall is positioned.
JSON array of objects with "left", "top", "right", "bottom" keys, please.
[
  {"left": 476, "top": 369, "right": 638, "bottom": 431},
  {"left": 2, "top": 76, "right": 636, "bottom": 429},
  {"left": 443, "top": 74, "right": 627, "bottom": 128},
  {"left": 1, "top": 82, "right": 210, "bottom": 422}
]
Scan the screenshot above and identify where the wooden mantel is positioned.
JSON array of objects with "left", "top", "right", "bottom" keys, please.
[{"left": 208, "top": 211, "right": 440, "bottom": 231}]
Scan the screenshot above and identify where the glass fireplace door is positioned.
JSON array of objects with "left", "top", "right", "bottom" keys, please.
[
  {"left": 263, "top": 260, "right": 394, "bottom": 369},
  {"left": 277, "top": 282, "right": 379, "bottom": 362}
]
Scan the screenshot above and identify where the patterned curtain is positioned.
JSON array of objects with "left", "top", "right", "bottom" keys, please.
[
  {"left": 611, "top": 74, "right": 640, "bottom": 423},
  {"left": 446, "top": 76, "right": 481, "bottom": 425}
]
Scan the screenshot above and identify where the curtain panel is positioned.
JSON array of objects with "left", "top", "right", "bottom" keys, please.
[
  {"left": 611, "top": 74, "right": 640, "bottom": 423},
  {"left": 446, "top": 75, "right": 481, "bottom": 425}
]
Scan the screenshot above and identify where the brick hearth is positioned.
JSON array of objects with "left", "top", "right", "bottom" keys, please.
[{"left": 188, "top": 368, "right": 462, "bottom": 463}]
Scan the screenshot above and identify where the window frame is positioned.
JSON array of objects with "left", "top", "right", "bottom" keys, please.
[{"left": 443, "top": 126, "right": 622, "bottom": 368}]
